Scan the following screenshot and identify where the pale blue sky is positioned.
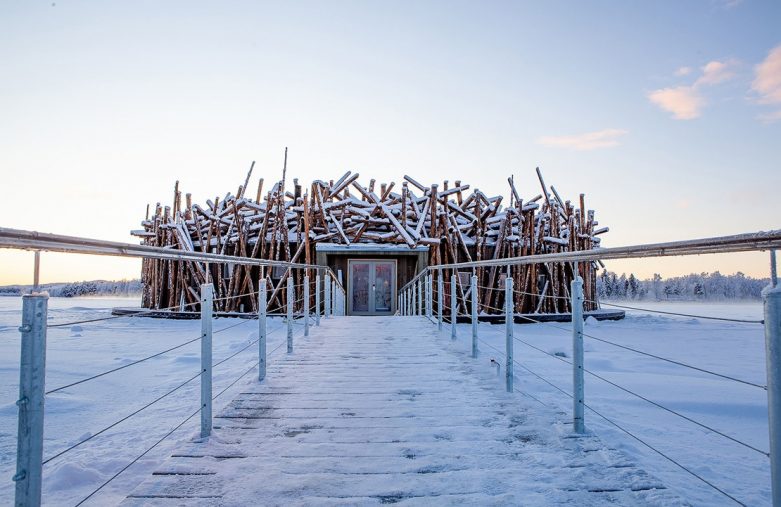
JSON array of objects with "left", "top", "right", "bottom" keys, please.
[{"left": 1, "top": 1, "right": 779, "bottom": 283}]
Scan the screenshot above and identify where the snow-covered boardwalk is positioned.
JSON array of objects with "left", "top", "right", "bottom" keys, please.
[{"left": 122, "top": 316, "right": 677, "bottom": 506}]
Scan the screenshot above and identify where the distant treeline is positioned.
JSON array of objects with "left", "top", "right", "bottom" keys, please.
[
  {"left": 597, "top": 271, "right": 770, "bottom": 301},
  {"left": 0, "top": 279, "right": 142, "bottom": 298}
]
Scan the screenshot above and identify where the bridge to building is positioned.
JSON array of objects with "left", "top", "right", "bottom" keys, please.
[{"left": 122, "top": 315, "right": 672, "bottom": 506}]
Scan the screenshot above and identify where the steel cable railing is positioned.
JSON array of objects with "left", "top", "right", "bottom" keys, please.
[
  {"left": 473, "top": 334, "right": 749, "bottom": 506},
  {"left": 72, "top": 335, "right": 292, "bottom": 506}
]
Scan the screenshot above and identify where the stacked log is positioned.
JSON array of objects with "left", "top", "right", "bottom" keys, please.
[{"left": 132, "top": 162, "right": 606, "bottom": 314}]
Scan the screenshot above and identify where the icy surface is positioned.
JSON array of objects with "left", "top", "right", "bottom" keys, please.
[{"left": 0, "top": 299, "right": 771, "bottom": 505}]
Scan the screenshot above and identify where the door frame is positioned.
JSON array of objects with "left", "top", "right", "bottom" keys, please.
[{"left": 347, "top": 258, "right": 397, "bottom": 316}]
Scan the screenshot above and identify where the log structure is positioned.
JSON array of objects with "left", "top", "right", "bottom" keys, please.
[{"left": 132, "top": 161, "right": 607, "bottom": 315}]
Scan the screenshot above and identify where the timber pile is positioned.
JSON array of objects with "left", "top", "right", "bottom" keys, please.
[{"left": 132, "top": 156, "right": 606, "bottom": 315}]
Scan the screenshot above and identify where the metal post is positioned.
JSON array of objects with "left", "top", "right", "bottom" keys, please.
[
  {"left": 772, "top": 250, "right": 778, "bottom": 288},
  {"left": 437, "top": 273, "right": 443, "bottom": 331},
  {"left": 505, "top": 276, "right": 514, "bottom": 392},
  {"left": 412, "top": 281, "right": 417, "bottom": 316},
  {"left": 315, "top": 273, "right": 321, "bottom": 326},
  {"left": 471, "top": 275, "right": 478, "bottom": 358},
  {"left": 324, "top": 275, "right": 331, "bottom": 318},
  {"left": 418, "top": 277, "right": 423, "bottom": 316},
  {"left": 33, "top": 251, "right": 40, "bottom": 293},
  {"left": 331, "top": 279, "right": 336, "bottom": 316},
  {"left": 765, "top": 274, "right": 781, "bottom": 506},
  {"left": 426, "top": 274, "right": 433, "bottom": 318},
  {"left": 200, "top": 284, "right": 213, "bottom": 438},
  {"left": 14, "top": 293, "right": 47, "bottom": 507},
  {"left": 450, "top": 273, "right": 457, "bottom": 339},
  {"left": 287, "top": 277, "right": 294, "bottom": 353},
  {"left": 571, "top": 275, "right": 585, "bottom": 434},
  {"left": 258, "top": 279, "right": 267, "bottom": 381},
  {"left": 304, "top": 275, "right": 310, "bottom": 337}
]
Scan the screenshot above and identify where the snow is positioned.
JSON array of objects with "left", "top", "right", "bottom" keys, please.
[{"left": 0, "top": 298, "right": 772, "bottom": 505}]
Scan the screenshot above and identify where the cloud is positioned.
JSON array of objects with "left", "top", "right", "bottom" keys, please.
[
  {"left": 648, "top": 86, "right": 704, "bottom": 120},
  {"left": 536, "top": 129, "right": 628, "bottom": 151},
  {"left": 675, "top": 66, "right": 692, "bottom": 77},
  {"left": 752, "top": 44, "right": 781, "bottom": 121},
  {"left": 695, "top": 60, "right": 737, "bottom": 86},
  {"left": 648, "top": 59, "right": 736, "bottom": 120}
]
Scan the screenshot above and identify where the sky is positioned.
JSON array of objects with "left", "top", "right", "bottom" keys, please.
[{"left": 1, "top": 0, "right": 780, "bottom": 285}]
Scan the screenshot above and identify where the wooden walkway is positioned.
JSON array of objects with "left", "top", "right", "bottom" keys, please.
[{"left": 122, "top": 316, "right": 678, "bottom": 506}]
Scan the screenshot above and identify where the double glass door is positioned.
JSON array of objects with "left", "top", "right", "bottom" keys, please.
[{"left": 349, "top": 260, "right": 395, "bottom": 315}]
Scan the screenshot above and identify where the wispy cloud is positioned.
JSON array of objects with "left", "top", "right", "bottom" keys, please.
[
  {"left": 752, "top": 44, "right": 781, "bottom": 121},
  {"left": 648, "top": 59, "right": 737, "bottom": 120},
  {"left": 675, "top": 66, "right": 692, "bottom": 77},
  {"left": 695, "top": 60, "right": 737, "bottom": 86},
  {"left": 536, "top": 129, "right": 628, "bottom": 151},
  {"left": 648, "top": 86, "right": 704, "bottom": 120}
]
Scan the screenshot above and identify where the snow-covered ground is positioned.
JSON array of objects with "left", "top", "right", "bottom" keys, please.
[
  {"left": 0, "top": 297, "right": 296, "bottom": 506},
  {"left": 0, "top": 298, "right": 772, "bottom": 505},
  {"left": 471, "top": 300, "right": 770, "bottom": 506}
]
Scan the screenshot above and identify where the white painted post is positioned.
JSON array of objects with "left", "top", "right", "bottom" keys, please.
[
  {"left": 471, "top": 275, "right": 478, "bottom": 358},
  {"left": 200, "top": 284, "right": 213, "bottom": 438},
  {"left": 14, "top": 294, "right": 47, "bottom": 507},
  {"left": 287, "top": 277, "right": 294, "bottom": 353},
  {"left": 571, "top": 275, "right": 585, "bottom": 434},
  {"left": 765, "top": 256, "right": 781, "bottom": 507},
  {"left": 450, "top": 273, "right": 457, "bottom": 339},
  {"left": 258, "top": 278, "right": 267, "bottom": 381},
  {"left": 315, "top": 273, "right": 321, "bottom": 326},
  {"left": 324, "top": 275, "right": 331, "bottom": 318},
  {"left": 304, "top": 275, "right": 310, "bottom": 337},
  {"left": 505, "top": 276, "right": 514, "bottom": 393},
  {"left": 437, "top": 273, "right": 443, "bottom": 331}
]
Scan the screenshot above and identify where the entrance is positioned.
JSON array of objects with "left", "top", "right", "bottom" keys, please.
[{"left": 348, "top": 260, "right": 396, "bottom": 315}]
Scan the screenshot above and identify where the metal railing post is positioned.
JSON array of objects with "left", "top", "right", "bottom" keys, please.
[
  {"left": 14, "top": 293, "right": 48, "bottom": 507},
  {"left": 418, "top": 277, "right": 423, "bottom": 316},
  {"left": 437, "top": 273, "right": 443, "bottom": 331},
  {"left": 412, "top": 282, "right": 417, "bottom": 316},
  {"left": 426, "top": 274, "right": 432, "bottom": 318},
  {"left": 315, "top": 273, "right": 321, "bottom": 326},
  {"left": 505, "top": 276, "right": 514, "bottom": 393},
  {"left": 471, "top": 274, "right": 478, "bottom": 358},
  {"left": 571, "top": 275, "right": 585, "bottom": 434},
  {"left": 33, "top": 251, "right": 40, "bottom": 292},
  {"left": 287, "top": 277, "right": 294, "bottom": 353},
  {"left": 304, "top": 275, "right": 310, "bottom": 336},
  {"left": 200, "top": 284, "right": 213, "bottom": 438},
  {"left": 324, "top": 276, "right": 331, "bottom": 318},
  {"left": 765, "top": 261, "right": 781, "bottom": 507},
  {"left": 258, "top": 278, "right": 267, "bottom": 381},
  {"left": 450, "top": 273, "right": 457, "bottom": 339}
]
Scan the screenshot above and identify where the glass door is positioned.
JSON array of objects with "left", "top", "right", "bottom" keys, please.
[{"left": 349, "top": 260, "right": 396, "bottom": 315}]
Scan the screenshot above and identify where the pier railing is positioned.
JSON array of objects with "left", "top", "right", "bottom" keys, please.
[
  {"left": 399, "top": 229, "right": 781, "bottom": 507},
  {"left": 0, "top": 227, "right": 345, "bottom": 506}
]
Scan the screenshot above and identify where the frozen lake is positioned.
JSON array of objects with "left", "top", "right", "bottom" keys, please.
[{"left": 0, "top": 297, "right": 771, "bottom": 505}]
